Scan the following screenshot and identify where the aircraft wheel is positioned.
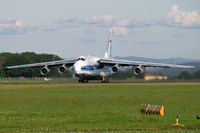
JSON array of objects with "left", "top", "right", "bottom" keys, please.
[
  {"left": 78, "top": 79, "right": 83, "bottom": 83},
  {"left": 83, "top": 79, "right": 88, "bottom": 83},
  {"left": 78, "top": 78, "right": 88, "bottom": 83},
  {"left": 102, "top": 77, "right": 110, "bottom": 83}
]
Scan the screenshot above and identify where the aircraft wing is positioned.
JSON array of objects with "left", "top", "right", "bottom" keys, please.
[
  {"left": 6, "top": 58, "right": 77, "bottom": 69},
  {"left": 99, "top": 58, "right": 195, "bottom": 69}
]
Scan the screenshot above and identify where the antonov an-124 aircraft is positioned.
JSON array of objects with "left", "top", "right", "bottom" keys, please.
[{"left": 6, "top": 29, "right": 195, "bottom": 83}]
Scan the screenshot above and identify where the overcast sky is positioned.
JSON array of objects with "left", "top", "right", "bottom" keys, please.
[{"left": 0, "top": 0, "right": 200, "bottom": 59}]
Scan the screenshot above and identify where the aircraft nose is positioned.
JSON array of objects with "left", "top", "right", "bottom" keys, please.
[{"left": 73, "top": 65, "right": 81, "bottom": 74}]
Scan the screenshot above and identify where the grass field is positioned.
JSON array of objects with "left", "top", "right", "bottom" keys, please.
[{"left": 0, "top": 82, "right": 200, "bottom": 132}]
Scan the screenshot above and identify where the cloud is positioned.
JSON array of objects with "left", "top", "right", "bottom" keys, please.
[
  {"left": 55, "top": 17, "right": 83, "bottom": 28},
  {"left": 0, "top": 17, "right": 34, "bottom": 34},
  {"left": 164, "top": 5, "right": 200, "bottom": 27},
  {"left": 112, "top": 26, "right": 131, "bottom": 36},
  {"left": 56, "top": 15, "right": 115, "bottom": 28},
  {"left": 116, "top": 19, "right": 131, "bottom": 27},
  {"left": 86, "top": 15, "right": 114, "bottom": 26},
  {"left": 55, "top": 15, "right": 155, "bottom": 36},
  {"left": 54, "top": 5, "right": 200, "bottom": 34},
  {"left": 116, "top": 19, "right": 155, "bottom": 28},
  {"left": 57, "top": 15, "right": 154, "bottom": 28}
]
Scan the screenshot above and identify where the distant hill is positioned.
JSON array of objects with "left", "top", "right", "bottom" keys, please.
[
  {"left": 114, "top": 56, "right": 200, "bottom": 64},
  {"left": 114, "top": 56, "right": 200, "bottom": 77}
]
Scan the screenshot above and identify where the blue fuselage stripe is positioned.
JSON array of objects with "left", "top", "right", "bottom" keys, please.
[
  {"left": 81, "top": 65, "right": 102, "bottom": 71},
  {"left": 81, "top": 65, "right": 110, "bottom": 71}
]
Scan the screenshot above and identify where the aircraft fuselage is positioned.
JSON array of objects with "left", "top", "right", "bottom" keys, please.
[{"left": 72, "top": 56, "right": 111, "bottom": 82}]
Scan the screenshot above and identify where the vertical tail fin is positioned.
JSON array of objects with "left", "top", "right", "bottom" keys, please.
[{"left": 104, "top": 28, "right": 112, "bottom": 59}]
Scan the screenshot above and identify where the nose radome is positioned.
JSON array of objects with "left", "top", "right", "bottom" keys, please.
[{"left": 74, "top": 65, "right": 81, "bottom": 74}]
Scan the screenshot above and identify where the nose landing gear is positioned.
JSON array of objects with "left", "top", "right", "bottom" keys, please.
[{"left": 102, "top": 77, "right": 110, "bottom": 83}]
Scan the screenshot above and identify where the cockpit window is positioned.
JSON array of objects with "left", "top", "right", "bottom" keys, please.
[{"left": 78, "top": 57, "right": 86, "bottom": 61}]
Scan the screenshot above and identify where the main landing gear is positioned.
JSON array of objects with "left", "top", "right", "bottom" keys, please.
[
  {"left": 78, "top": 78, "right": 88, "bottom": 83},
  {"left": 78, "top": 77, "right": 110, "bottom": 83}
]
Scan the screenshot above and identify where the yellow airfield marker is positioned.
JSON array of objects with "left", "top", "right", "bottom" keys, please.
[
  {"left": 172, "top": 115, "right": 184, "bottom": 126},
  {"left": 43, "top": 78, "right": 51, "bottom": 81},
  {"left": 176, "top": 115, "right": 179, "bottom": 125}
]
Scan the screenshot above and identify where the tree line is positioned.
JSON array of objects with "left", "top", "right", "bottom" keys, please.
[
  {"left": 0, "top": 52, "right": 71, "bottom": 77},
  {"left": 171, "top": 70, "right": 200, "bottom": 80}
]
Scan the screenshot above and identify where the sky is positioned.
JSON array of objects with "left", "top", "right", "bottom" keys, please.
[{"left": 0, "top": 0, "right": 200, "bottom": 59}]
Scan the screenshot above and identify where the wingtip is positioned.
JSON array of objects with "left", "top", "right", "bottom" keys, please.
[{"left": 4, "top": 67, "right": 10, "bottom": 70}]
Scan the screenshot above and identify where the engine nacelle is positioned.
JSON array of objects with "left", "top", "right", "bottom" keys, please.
[
  {"left": 40, "top": 66, "right": 50, "bottom": 75},
  {"left": 58, "top": 64, "right": 67, "bottom": 74},
  {"left": 134, "top": 65, "right": 145, "bottom": 75},
  {"left": 112, "top": 64, "right": 120, "bottom": 73}
]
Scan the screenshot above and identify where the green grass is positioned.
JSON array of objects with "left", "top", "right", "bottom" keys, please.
[
  {"left": 0, "top": 82, "right": 199, "bottom": 132},
  {"left": 0, "top": 78, "right": 77, "bottom": 84}
]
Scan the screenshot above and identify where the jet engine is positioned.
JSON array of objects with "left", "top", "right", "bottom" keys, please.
[
  {"left": 58, "top": 64, "right": 67, "bottom": 74},
  {"left": 40, "top": 66, "right": 50, "bottom": 75},
  {"left": 112, "top": 64, "right": 120, "bottom": 73},
  {"left": 134, "top": 65, "right": 145, "bottom": 75}
]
